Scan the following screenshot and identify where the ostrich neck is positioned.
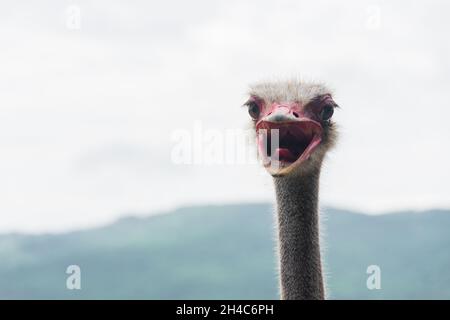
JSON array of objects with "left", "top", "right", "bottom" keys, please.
[{"left": 273, "top": 169, "right": 324, "bottom": 300}]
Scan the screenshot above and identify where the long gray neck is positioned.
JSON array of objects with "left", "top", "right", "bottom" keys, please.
[{"left": 273, "top": 169, "right": 324, "bottom": 300}]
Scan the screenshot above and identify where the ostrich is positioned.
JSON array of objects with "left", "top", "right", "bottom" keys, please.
[{"left": 244, "top": 79, "right": 339, "bottom": 300}]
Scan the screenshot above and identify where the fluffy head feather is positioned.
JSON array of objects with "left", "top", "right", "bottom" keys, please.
[{"left": 249, "top": 79, "right": 333, "bottom": 106}]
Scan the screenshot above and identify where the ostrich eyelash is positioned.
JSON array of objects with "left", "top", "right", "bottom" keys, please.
[
  {"left": 243, "top": 99, "right": 258, "bottom": 108},
  {"left": 309, "top": 94, "right": 339, "bottom": 108}
]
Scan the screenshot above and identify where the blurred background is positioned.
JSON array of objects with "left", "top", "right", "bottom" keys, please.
[{"left": 0, "top": 0, "right": 449, "bottom": 299}]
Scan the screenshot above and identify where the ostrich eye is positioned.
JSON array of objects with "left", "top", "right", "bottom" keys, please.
[
  {"left": 247, "top": 102, "right": 260, "bottom": 120},
  {"left": 320, "top": 104, "right": 334, "bottom": 121}
]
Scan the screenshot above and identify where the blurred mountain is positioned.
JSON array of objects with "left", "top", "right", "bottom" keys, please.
[{"left": 0, "top": 204, "right": 449, "bottom": 299}]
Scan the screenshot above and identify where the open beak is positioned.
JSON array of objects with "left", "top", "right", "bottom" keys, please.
[{"left": 256, "top": 106, "right": 323, "bottom": 175}]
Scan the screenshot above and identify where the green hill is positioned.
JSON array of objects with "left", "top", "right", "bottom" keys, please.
[{"left": 0, "top": 204, "right": 449, "bottom": 299}]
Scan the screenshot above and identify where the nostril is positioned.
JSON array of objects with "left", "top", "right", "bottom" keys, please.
[{"left": 292, "top": 112, "right": 299, "bottom": 118}]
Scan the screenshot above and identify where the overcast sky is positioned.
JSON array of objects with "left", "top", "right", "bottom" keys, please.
[{"left": 1, "top": 0, "right": 449, "bottom": 233}]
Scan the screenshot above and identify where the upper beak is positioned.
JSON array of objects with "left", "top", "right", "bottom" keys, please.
[{"left": 260, "top": 106, "right": 298, "bottom": 124}]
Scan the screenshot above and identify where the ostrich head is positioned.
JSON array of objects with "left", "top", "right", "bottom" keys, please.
[{"left": 245, "top": 79, "right": 339, "bottom": 177}]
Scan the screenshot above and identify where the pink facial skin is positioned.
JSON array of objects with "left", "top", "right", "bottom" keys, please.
[{"left": 248, "top": 94, "right": 333, "bottom": 125}]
